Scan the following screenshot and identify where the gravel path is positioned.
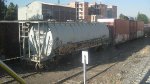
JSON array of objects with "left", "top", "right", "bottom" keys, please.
[{"left": 1, "top": 37, "right": 150, "bottom": 84}]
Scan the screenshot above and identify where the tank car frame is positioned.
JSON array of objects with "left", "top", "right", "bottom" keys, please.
[{"left": 18, "top": 21, "right": 110, "bottom": 68}]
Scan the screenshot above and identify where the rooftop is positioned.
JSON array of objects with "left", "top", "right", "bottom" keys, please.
[{"left": 27, "top": 1, "right": 71, "bottom": 8}]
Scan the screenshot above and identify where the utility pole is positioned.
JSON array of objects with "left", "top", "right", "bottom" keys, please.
[
  {"left": 58, "top": 0, "right": 60, "bottom": 4},
  {"left": 57, "top": 0, "right": 60, "bottom": 22}
]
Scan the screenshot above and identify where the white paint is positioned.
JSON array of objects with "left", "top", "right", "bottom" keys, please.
[
  {"left": 18, "top": 1, "right": 43, "bottom": 20},
  {"left": 28, "top": 22, "right": 109, "bottom": 61},
  {"left": 82, "top": 50, "right": 88, "bottom": 84},
  {"left": 18, "top": 7, "right": 27, "bottom": 20},
  {"left": 97, "top": 18, "right": 115, "bottom": 23},
  {"left": 137, "top": 31, "right": 144, "bottom": 38},
  {"left": 27, "top": 1, "right": 43, "bottom": 20},
  {"left": 107, "top": 5, "right": 113, "bottom": 8},
  {"left": 82, "top": 51, "right": 88, "bottom": 64},
  {"left": 115, "top": 34, "right": 129, "bottom": 44},
  {"left": 18, "top": 1, "right": 73, "bottom": 20}
]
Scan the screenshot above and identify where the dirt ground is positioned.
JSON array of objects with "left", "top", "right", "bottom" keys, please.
[{"left": 1, "top": 37, "right": 150, "bottom": 84}]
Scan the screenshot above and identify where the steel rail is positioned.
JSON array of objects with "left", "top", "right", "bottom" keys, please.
[{"left": 1, "top": 56, "right": 24, "bottom": 61}]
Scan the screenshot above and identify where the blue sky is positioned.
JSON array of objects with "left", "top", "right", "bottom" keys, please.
[{"left": 6, "top": 0, "right": 150, "bottom": 18}]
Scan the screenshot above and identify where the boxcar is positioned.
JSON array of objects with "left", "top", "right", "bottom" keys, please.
[
  {"left": 98, "top": 19, "right": 130, "bottom": 44},
  {"left": 137, "top": 21, "right": 144, "bottom": 38},
  {"left": 0, "top": 22, "right": 20, "bottom": 61},
  {"left": 129, "top": 20, "right": 137, "bottom": 40}
]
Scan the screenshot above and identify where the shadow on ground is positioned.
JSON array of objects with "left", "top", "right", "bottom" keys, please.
[{"left": 1, "top": 37, "right": 150, "bottom": 83}]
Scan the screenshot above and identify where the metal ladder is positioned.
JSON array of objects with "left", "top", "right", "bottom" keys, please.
[
  {"left": 19, "top": 22, "right": 48, "bottom": 69},
  {"left": 19, "top": 22, "right": 31, "bottom": 60}
]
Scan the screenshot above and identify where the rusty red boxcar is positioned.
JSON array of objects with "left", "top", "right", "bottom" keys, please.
[
  {"left": 129, "top": 20, "right": 137, "bottom": 40},
  {"left": 137, "top": 21, "right": 144, "bottom": 38},
  {"left": 98, "top": 19, "right": 130, "bottom": 44},
  {"left": 114, "top": 19, "right": 130, "bottom": 44}
]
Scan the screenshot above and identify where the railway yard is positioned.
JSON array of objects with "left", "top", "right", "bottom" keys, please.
[
  {"left": 0, "top": 0, "right": 150, "bottom": 84},
  {"left": 1, "top": 37, "right": 150, "bottom": 84}
]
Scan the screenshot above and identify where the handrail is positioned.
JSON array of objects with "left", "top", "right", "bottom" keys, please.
[{"left": 0, "top": 60, "right": 26, "bottom": 84}]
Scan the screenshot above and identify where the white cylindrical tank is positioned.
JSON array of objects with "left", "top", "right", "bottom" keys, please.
[{"left": 29, "top": 22, "right": 109, "bottom": 61}]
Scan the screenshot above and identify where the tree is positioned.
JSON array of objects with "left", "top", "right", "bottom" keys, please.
[
  {"left": 0, "top": 0, "right": 7, "bottom": 20},
  {"left": 137, "top": 13, "right": 149, "bottom": 24},
  {"left": 119, "top": 14, "right": 124, "bottom": 19},
  {"left": 29, "top": 14, "right": 42, "bottom": 20},
  {"left": 5, "top": 2, "right": 18, "bottom": 20},
  {"left": 119, "top": 13, "right": 129, "bottom": 20}
]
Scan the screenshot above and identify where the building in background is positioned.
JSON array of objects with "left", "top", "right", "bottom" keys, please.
[
  {"left": 68, "top": 2, "right": 117, "bottom": 22},
  {"left": 107, "top": 5, "right": 117, "bottom": 18},
  {"left": 18, "top": 1, "right": 76, "bottom": 22},
  {"left": 88, "top": 3, "right": 108, "bottom": 22},
  {"left": 68, "top": 2, "right": 90, "bottom": 21},
  {"left": 67, "top": 2, "right": 79, "bottom": 20},
  {"left": 99, "top": 4, "right": 108, "bottom": 18},
  {"left": 18, "top": 1, "right": 117, "bottom": 22},
  {"left": 88, "top": 3, "right": 107, "bottom": 18}
]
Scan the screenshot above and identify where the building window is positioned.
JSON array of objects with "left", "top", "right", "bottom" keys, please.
[
  {"left": 93, "top": 16, "right": 95, "bottom": 21},
  {"left": 79, "top": 8, "right": 83, "bottom": 11},
  {"left": 79, "top": 4, "right": 83, "bottom": 8},
  {"left": 79, "top": 16, "right": 83, "bottom": 19},
  {"left": 79, "top": 12, "right": 83, "bottom": 15},
  {"left": 76, "top": 8, "right": 79, "bottom": 11},
  {"left": 76, "top": 4, "right": 79, "bottom": 7}
]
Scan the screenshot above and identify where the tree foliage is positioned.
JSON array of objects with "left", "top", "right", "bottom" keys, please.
[
  {"left": 0, "top": 1, "right": 18, "bottom": 20},
  {"left": 137, "top": 13, "right": 149, "bottom": 24},
  {"left": 0, "top": 0, "right": 7, "bottom": 20},
  {"left": 29, "top": 14, "right": 42, "bottom": 20},
  {"left": 5, "top": 2, "right": 18, "bottom": 20},
  {"left": 119, "top": 14, "right": 129, "bottom": 20}
]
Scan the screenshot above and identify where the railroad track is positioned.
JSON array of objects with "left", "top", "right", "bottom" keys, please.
[
  {"left": 55, "top": 42, "right": 146, "bottom": 84},
  {"left": 55, "top": 49, "right": 119, "bottom": 83},
  {"left": 55, "top": 62, "right": 118, "bottom": 84},
  {"left": 54, "top": 48, "right": 121, "bottom": 84}
]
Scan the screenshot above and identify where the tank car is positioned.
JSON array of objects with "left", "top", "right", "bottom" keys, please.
[{"left": 20, "top": 22, "right": 110, "bottom": 65}]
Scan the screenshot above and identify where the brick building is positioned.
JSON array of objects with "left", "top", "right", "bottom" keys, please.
[
  {"left": 107, "top": 5, "right": 117, "bottom": 18},
  {"left": 68, "top": 2, "right": 90, "bottom": 21},
  {"left": 88, "top": 3, "right": 107, "bottom": 18},
  {"left": 18, "top": 1, "right": 76, "bottom": 22},
  {"left": 68, "top": 2, "right": 117, "bottom": 22},
  {"left": 18, "top": 1, "right": 117, "bottom": 22}
]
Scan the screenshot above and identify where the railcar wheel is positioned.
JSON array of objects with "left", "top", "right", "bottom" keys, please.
[
  {"left": 35, "top": 62, "right": 44, "bottom": 70},
  {"left": 21, "top": 60, "right": 28, "bottom": 69}
]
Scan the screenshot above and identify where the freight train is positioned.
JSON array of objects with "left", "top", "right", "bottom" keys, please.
[
  {"left": 144, "top": 24, "right": 150, "bottom": 37},
  {"left": 0, "top": 23, "right": 20, "bottom": 61},
  {"left": 0, "top": 19, "right": 144, "bottom": 67}
]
